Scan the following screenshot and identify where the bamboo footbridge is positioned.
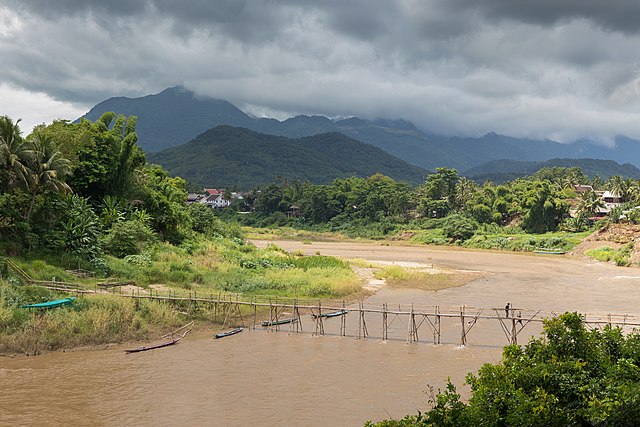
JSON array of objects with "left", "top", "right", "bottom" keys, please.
[{"left": 4, "top": 257, "right": 640, "bottom": 347}]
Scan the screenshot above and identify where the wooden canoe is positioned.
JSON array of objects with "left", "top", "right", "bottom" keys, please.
[
  {"left": 125, "top": 321, "right": 193, "bottom": 353},
  {"left": 312, "top": 310, "right": 348, "bottom": 319},
  {"left": 261, "top": 318, "right": 299, "bottom": 327},
  {"left": 124, "top": 337, "right": 180, "bottom": 353},
  {"left": 214, "top": 327, "right": 243, "bottom": 339},
  {"left": 534, "top": 250, "right": 565, "bottom": 255}
]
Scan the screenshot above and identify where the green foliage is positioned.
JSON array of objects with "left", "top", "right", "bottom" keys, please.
[
  {"left": 463, "top": 230, "right": 586, "bottom": 252},
  {"left": 42, "top": 114, "right": 145, "bottom": 200},
  {"left": 187, "top": 203, "right": 224, "bottom": 236},
  {"left": 133, "top": 165, "right": 189, "bottom": 242},
  {"left": 559, "top": 216, "right": 591, "bottom": 232},
  {"left": 55, "top": 195, "right": 101, "bottom": 260},
  {"left": 441, "top": 214, "right": 478, "bottom": 242},
  {"left": 520, "top": 181, "right": 568, "bottom": 233},
  {"left": 586, "top": 243, "right": 634, "bottom": 266},
  {"left": 416, "top": 168, "right": 459, "bottom": 218},
  {"left": 101, "top": 219, "right": 156, "bottom": 258},
  {"left": 372, "top": 313, "right": 640, "bottom": 426}
]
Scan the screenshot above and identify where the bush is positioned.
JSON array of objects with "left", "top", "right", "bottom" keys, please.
[
  {"left": 102, "top": 219, "right": 156, "bottom": 257},
  {"left": 441, "top": 214, "right": 478, "bottom": 242}
]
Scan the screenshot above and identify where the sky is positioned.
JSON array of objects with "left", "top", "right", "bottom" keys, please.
[{"left": 2, "top": 1, "right": 640, "bottom": 144}]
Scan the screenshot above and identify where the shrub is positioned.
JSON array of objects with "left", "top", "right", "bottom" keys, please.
[
  {"left": 102, "top": 219, "right": 156, "bottom": 257},
  {"left": 441, "top": 214, "right": 478, "bottom": 242}
]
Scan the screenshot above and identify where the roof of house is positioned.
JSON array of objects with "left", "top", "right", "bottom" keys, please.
[
  {"left": 602, "top": 191, "right": 623, "bottom": 200},
  {"left": 204, "top": 188, "right": 222, "bottom": 195},
  {"left": 574, "top": 184, "right": 593, "bottom": 192}
]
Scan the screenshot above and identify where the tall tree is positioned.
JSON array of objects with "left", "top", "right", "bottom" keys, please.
[
  {"left": 0, "top": 116, "right": 31, "bottom": 191},
  {"left": 24, "top": 131, "right": 72, "bottom": 219},
  {"left": 607, "top": 175, "right": 628, "bottom": 202},
  {"left": 416, "top": 168, "right": 459, "bottom": 218}
]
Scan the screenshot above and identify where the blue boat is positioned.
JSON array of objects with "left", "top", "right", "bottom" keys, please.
[
  {"left": 21, "top": 297, "right": 76, "bottom": 309},
  {"left": 214, "top": 327, "right": 243, "bottom": 339}
]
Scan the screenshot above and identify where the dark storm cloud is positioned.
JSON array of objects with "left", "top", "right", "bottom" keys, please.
[
  {"left": 446, "top": 0, "right": 640, "bottom": 34},
  {"left": 2, "top": 0, "right": 640, "bottom": 140}
]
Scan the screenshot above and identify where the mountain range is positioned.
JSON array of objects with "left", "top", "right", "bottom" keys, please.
[{"left": 81, "top": 86, "right": 640, "bottom": 176}]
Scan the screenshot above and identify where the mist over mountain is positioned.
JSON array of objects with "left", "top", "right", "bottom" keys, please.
[
  {"left": 81, "top": 87, "right": 640, "bottom": 172},
  {"left": 464, "top": 158, "right": 640, "bottom": 184}
]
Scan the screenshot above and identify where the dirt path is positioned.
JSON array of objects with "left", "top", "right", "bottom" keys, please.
[{"left": 252, "top": 239, "right": 640, "bottom": 316}]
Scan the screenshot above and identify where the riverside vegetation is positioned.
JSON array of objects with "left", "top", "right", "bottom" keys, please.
[
  {"left": 228, "top": 167, "right": 640, "bottom": 259},
  {"left": 0, "top": 114, "right": 359, "bottom": 354}
]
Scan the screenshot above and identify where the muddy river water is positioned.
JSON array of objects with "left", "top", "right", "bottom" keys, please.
[{"left": 3, "top": 241, "right": 640, "bottom": 426}]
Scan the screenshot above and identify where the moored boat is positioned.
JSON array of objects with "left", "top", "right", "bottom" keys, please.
[
  {"left": 534, "top": 250, "right": 565, "bottom": 255},
  {"left": 21, "top": 297, "right": 76, "bottom": 309},
  {"left": 312, "top": 310, "right": 348, "bottom": 319},
  {"left": 125, "top": 338, "right": 180, "bottom": 353},
  {"left": 214, "top": 327, "right": 243, "bottom": 339},
  {"left": 261, "top": 318, "right": 299, "bottom": 327}
]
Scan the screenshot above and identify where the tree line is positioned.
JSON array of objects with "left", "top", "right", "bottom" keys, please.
[{"left": 235, "top": 166, "right": 640, "bottom": 238}]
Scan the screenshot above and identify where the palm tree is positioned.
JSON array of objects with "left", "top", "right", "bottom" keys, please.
[
  {"left": 455, "top": 177, "right": 477, "bottom": 210},
  {"left": 607, "top": 175, "right": 628, "bottom": 202},
  {"left": 0, "top": 115, "right": 31, "bottom": 191},
  {"left": 627, "top": 180, "right": 640, "bottom": 205},
  {"left": 577, "top": 190, "right": 605, "bottom": 218},
  {"left": 24, "top": 131, "right": 72, "bottom": 219}
]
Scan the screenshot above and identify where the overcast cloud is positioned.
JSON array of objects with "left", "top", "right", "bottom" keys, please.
[{"left": 1, "top": 0, "right": 640, "bottom": 143}]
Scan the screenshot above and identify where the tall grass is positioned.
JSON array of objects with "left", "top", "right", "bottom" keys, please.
[{"left": 0, "top": 280, "right": 183, "bottom": 355}]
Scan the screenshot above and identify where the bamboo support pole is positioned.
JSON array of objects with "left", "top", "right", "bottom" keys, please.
[
  {"left": 460, "top": 306, "right": 467, "bottom": 346},
  {"left": 340, "top": 301, "right": 346, "bottom": 337},
  {"left": 314, "top": 301, "right": 324, "bottom": 336},
  {"left": 382, "top": 303, "right": 388, "bottom": 341}
]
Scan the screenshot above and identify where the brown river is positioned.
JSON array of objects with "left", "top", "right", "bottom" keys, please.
[{"left": 3, "top": 240, "right": 640, "bottom": 426}]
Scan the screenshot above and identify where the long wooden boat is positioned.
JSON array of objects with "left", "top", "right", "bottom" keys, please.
[
  {"left": 312, "top": 310, "right": 348, "bottom": 319},
  {"left": 214, "top": 327, "right": 243, "bottom": 339},
  {"left": 124, "top": 337, "right": 181, "bottom": 353},
  {"left": 125, "top": 321, "right": 193, "bottom": 353},
  {"left": 21, "top": 297, "right": 76, "bottom": 309},
  {"left": 534, "top": 250, "right": 566, "bottom": 255},
  {"left": 261, "top": 318, "right": 299, "bottom": 327}
]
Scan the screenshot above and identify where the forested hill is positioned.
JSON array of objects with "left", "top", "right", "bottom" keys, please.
[
  {"left": 146, "top": 126, "right": 428, "bottom": 189},
  {"left": 82, "top": 86, "right": 640, "bottom": 171},
  {"left": 465, "top": 158, "right": 640, "bottom": 183}
]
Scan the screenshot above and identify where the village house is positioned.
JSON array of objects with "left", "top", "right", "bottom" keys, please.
[
  {"left": 186, "top": 193, "right": 205, "bottom": 204},
  {"left": 573, "top": 184, "right": 593, "bottom": 194},
  {"left": 200, "top": 188, "right": 231, "bottom": 208},
  {"left": 186, "top": 188, "right": 245, "bottom": 209},
  {"left": 572, "top": 185, "right": 624, "bottom": 218}
]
